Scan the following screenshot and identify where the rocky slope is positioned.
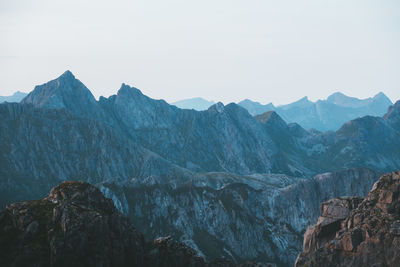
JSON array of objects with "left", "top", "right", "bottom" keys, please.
[
  {"left": 99, "top": 168, "right": 380, "bottom": 266},
  {"left": 0, "top": 102, "right": 192, "bottom": 208},
  {"left": 238, "top": 92, "right": 392, "bottom": 131},
  {"left": 295, "top": 171, "right": 400, "bottom": 266},
  {"left": 22, "top": 70, "right": 101, "bottom": 117},
  {"left": 0, "top": 181, "right": 269, "bottom": 267}
]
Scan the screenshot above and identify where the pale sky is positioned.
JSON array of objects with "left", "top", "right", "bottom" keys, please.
[{"left": 0, "top": 0, "right": 399, "bottom": 105}]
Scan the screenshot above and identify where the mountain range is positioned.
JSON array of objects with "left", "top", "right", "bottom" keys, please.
[
  {"left": 4, "top": 86, "right": 392, "bottom": 132},
  {"left": 1, "top": 70, "right": 400, "bottom": 266},
  {"left": 171, "top": 92, "right": 392, "bottom": 131},
  {"left": 239, "top": 92, "right": 393, "bottom": 131}
]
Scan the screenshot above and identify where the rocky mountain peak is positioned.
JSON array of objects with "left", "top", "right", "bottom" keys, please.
[
  {"left": 373, "top": 91, "right": 388, "bottom": 99},
  {"left": 280, "top": 96, "right": 312, "bottom": 110},
  {"left": 255, "top": 111, "right": 281, "bottom": 123},
  {"left": 325, "top": 92, "right": 366, "bottom": 107},
  {"left": 117, "top": 83, "right": 144, "bottom": 98},
  {"left": 372, "top": 92, "right": 392, "bottom": 105},
  {"left": 295, "top": 171, "right": 400, "bottom": 267},
  {"left": 208, "top": 102, "right": 225, "bottom": 113},
  {"left": 21, "top": 70, "right": 97, "bottom": 115},
  {"left": 326, "top": 91, "right": 349, "bottom": 102},
  {"left": 255, "top": 111, "right": 288, "bottom": 131},
  {"left": 60, "top": 69, "right": 75, "bottom": 80}
]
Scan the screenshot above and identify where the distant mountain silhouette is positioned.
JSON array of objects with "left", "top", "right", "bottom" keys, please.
[
  {"left": 0, "top": 91, "right": 27, "bottom": 103},
  {"left": 171, "top": 97, "right": 215, "bottom": 111},
  {"left": 238, "top": 92, "right": 392, "bottom": 131}
]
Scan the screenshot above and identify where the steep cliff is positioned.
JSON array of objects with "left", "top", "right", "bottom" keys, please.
[
  {"left": 295, "top": 171, "right": 400, "bottom": 266},
  {"left": 100, "top": 168, "right": 380, "bottom": 266}
]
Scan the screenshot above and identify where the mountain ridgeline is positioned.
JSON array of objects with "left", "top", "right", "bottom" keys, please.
[
  {"left": 238, "top": 93, "right": 392, "bottom": 131},
  {"left": 1, "top": 70, "right": 400, "bottom": 266},
  {"left": 19, "top": 71, "right": 400, "bottom": 178}
]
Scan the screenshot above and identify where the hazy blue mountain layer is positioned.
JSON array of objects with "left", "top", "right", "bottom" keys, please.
[
  {"left": 1, "top": 71, "right": 400, "bottom": 266},
  {"left": 171, "top": 97, "right": 216, "bottom": 111},
  {"left": 238, "top": 92, "right": 392, "bottom": 131},
  {"left": 0, "top": 91, "right": 27, "bottom": 103}
]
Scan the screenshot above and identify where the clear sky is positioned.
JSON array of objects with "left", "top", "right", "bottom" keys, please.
[{"left": 0, "top": 0, "right": 399, "bottom": 105}]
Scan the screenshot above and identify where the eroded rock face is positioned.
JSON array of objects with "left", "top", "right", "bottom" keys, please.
[
  {"left": 113, "top": 168, "right": 379, "bottom": 266},
  {"left": 300, "top": 197, "right": 363, "bottom": 256},
  {"left": 0, "top": 181, "right": 267, "bottom": 267},
  {"left": 295, "top": 171, "right": 400, "bottom": 267},
  {"left": 0, "top": 181, "right": 145, "bottom": 267}
]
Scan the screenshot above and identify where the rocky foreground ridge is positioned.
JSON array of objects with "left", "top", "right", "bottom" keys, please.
[
  {"left": 295, "top": 171, "right": 400, "bottom": 266},
  {"left": 0, "top": 181, "right": 270, "bottom": 267}
]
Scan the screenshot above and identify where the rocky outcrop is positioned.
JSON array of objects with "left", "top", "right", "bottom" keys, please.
[
  {"left": 299, "top": 197, "right": 363, "bottom": 257},
  {"left": 0, "top": 181, "right": 145, "bottom": 267},
  {"left": 0, "top": 181, "right": 270, "bottom": 267},
  {"left": 295, "top": 171, "right": 400, "bottom": 266}
]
